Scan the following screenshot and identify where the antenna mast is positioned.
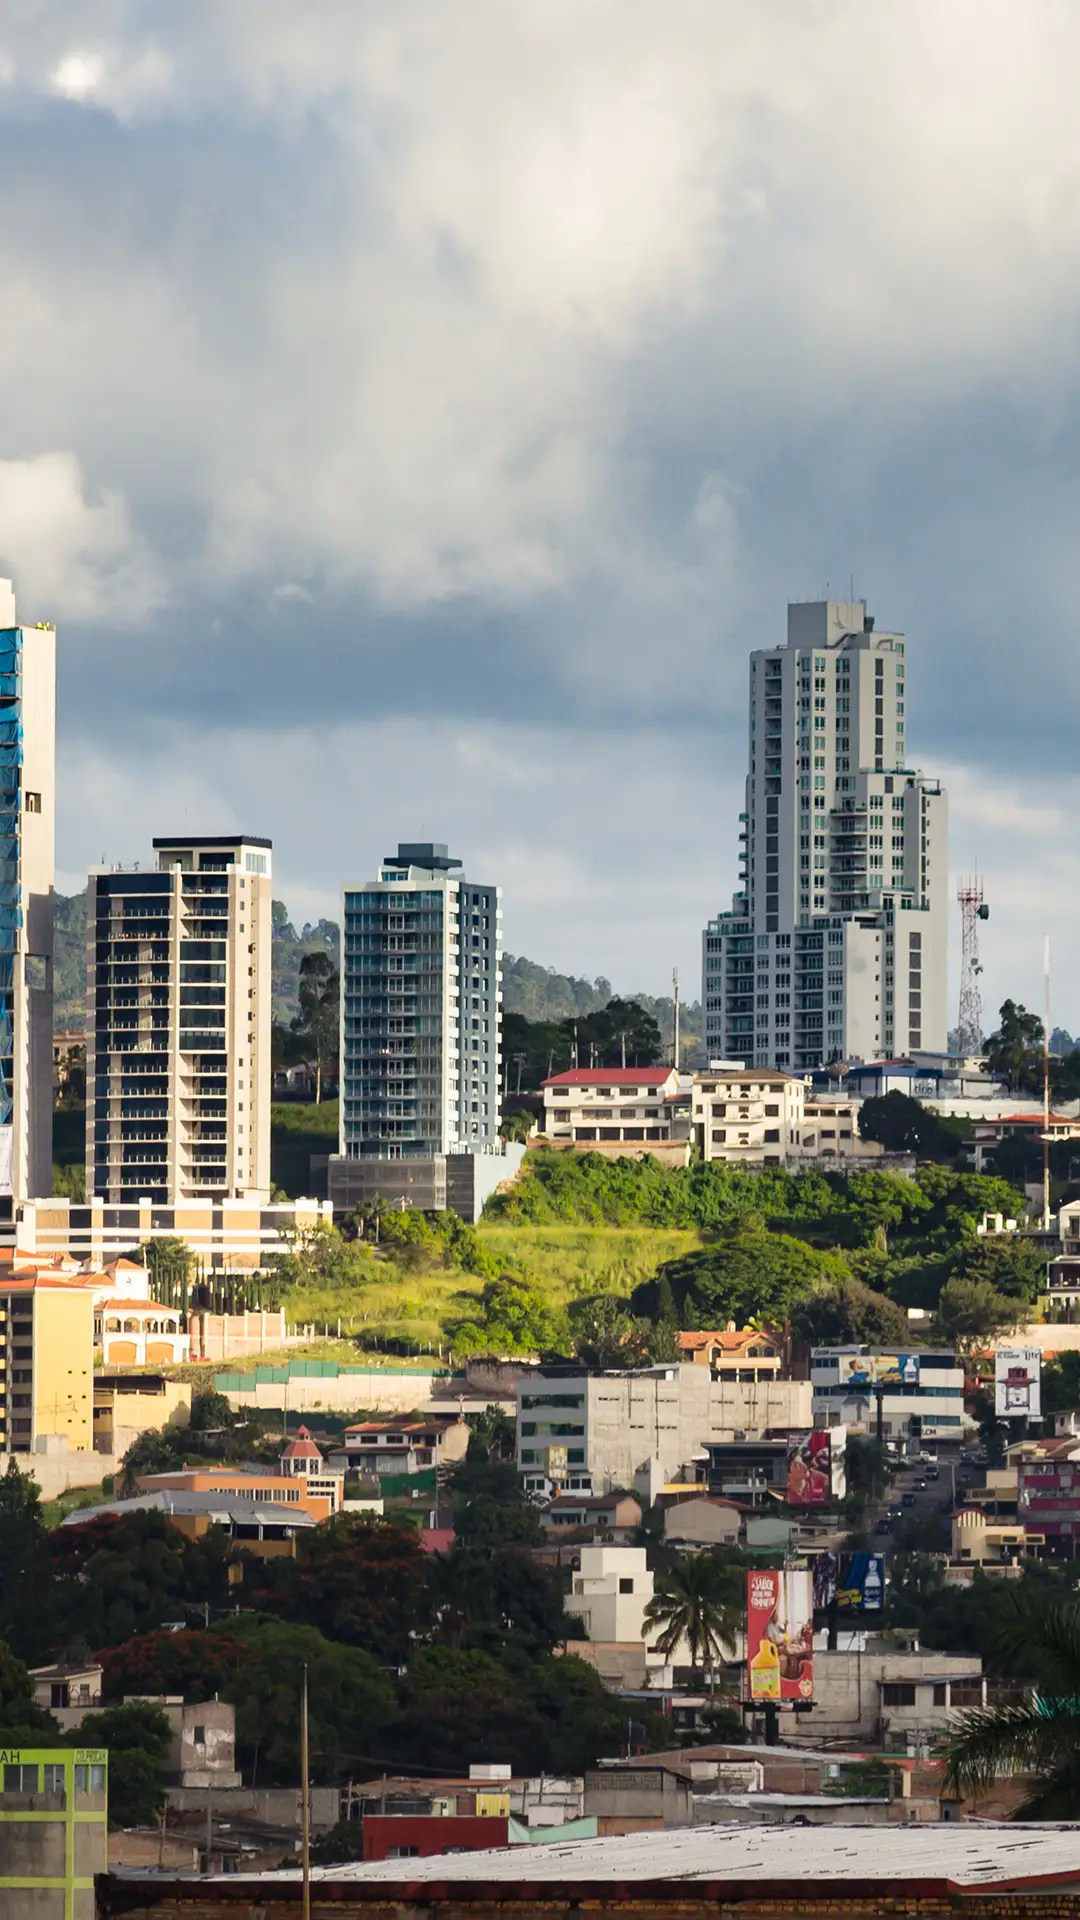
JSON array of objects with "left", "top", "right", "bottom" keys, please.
[
  {"left": 956, "top": 877, "right": 986, "bottom": 1056},
  {"left": 672, "top": 968, "right": 681, "bottom": 1071}
]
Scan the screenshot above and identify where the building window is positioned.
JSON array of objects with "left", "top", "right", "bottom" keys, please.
[
  {"left": 619, "top": 1577, "right": 634, "bottom": 1593},
  {"left": 882, "top": 1683, "right": 917, "bottom": 1707},
  {"left": 24, "top": 791, "right": 41, "bottom": 813}
]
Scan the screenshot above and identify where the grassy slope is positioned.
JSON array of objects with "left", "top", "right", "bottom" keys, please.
[{"left": 268, "top": 1224, "right": 704, "bottom": 1354}]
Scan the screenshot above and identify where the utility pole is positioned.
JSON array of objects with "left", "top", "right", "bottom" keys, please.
[
  {"left": 672, "top": 968, "right": 680, "bottom": 1071},
  {"left": 300, "top": 1664, "right": 311, "bottom": 1920},
  {"left": 1043, "top": 936, "right": 1052, "bottom": 1232}
]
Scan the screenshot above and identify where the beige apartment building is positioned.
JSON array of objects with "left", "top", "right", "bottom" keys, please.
[
  {"left": 86, "top": 834, "right": 273, "bottom": 1204},
  {"left": 692, "top": 1068, "right": 883, "bottom": 1168}
]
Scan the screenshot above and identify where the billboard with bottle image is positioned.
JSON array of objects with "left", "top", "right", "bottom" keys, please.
[{"left": 746, "top": 1568, "right": 814, "bottom": 1703}]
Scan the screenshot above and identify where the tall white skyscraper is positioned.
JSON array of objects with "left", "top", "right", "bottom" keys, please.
[
  {"left": 0, "top": 579, "right": 54, "bottom": 1208},
  {"left": 702, "top": 599, "right": 947, "bottom": 1073}
]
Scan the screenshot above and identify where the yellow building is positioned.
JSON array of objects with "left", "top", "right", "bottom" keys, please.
[{"left": 0, "top": 1266, "right": 94, "bottom": 1455}]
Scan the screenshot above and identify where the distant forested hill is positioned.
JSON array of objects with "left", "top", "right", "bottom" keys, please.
[
  {"left": 51, "top": 898, "right": 698, "bottom": 1055},
  {"left": 52, "top": 889, "right": 340, "bottom": 1030}
]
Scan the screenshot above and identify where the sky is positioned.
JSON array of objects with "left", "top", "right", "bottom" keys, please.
[{"left": 3, "top": 2, "right": 1080, "bottom": 1027}]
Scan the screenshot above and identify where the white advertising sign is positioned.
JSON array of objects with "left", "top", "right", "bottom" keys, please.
[{"left": 995, "top": 1345, "right": 1041, "bottom": 1419}]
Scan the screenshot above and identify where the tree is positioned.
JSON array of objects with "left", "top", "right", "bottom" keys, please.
[
  {"left": 499, "top": 1108, "right": 535, "bottom": 1143},
  {"left": 49, "top": 1510, "right": 229, "bottom": 1647},
  {"left": 790, "top": 1279, "right": 911, "bottom": 1348},
  {"left": 188, "top": 1389, "right": 237, "bottom": 1432},
  {"left": 943, "top": 1588, "right": 1080, "bottom": 1816},
  {"left": 99, "top": 1630, "right": 251, "bottom": 1705},
  {"left": 955, "top": 1235, "right": 1046, "bottom": 1306},
  {"left": 643, "top": 1553, "right": 742, "bottom": 1688},
  {"left": 448, "top": 1273, "right": 566, "bottom": 1357},
  {"left": 138, "top": 1236, "right": 193, "bottom": 1312},
  {"left": 568, "top": 1294, "right": 650, "bottom": 1369},
  {"left": 465, "top": 1405, "right": 517, "bottom": 1463},
  {"left": 984, "top": 1000, "right": 1044, "bottom": 1096},
  {"left": 243, "top": 1515, "right": 429, "bottom": 1660},
  {"left": 637, "top": 1219, "right": 848, "bottom": 1328},
  {"left": 268, "top": 1222, "right": 372, "bottom": 1289},
  {"left": 0, "top": 1458, "right": 54, "bottom": 1662},
  {"left": 291, "top": 950, "right": 340, "bottom": 1103},
  {"left": 857, "top": 1092, "right": 957, "bottom": 1160},
  {"left": 0, "top": 1639, "right": 57, "bottom": 1740},
  {"left": 221, "top": 1619, "right": 395, "bottom": 1784},
  {"left": 76, "top": 1701, "right": 172, "bottom": 1828},
  {"left": 444, "top": 1457, "right": 545, "bottom": 1549},
  {"left": 933, "top": 1277, "right": 1021, "bottom": 1352}
]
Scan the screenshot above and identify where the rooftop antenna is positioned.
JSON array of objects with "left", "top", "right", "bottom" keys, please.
[
  {"left": 956, "top": 876, "right": 987, "bottom": 1057},
  {"left": 672, "top": 967, "right": 681, "bottom": 1071}
]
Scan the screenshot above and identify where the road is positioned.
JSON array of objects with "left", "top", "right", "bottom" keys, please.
[{"left": 872, "top": 1451, "right": 977, "bottom": 1555}]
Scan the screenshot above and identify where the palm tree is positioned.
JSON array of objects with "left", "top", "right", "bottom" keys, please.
[
  {"left": 942, "top": 1586, "right": 1080, "bottom": 1816},
  {"left": 643, "top": 1554, "right": 741, "bottom": 1691}
]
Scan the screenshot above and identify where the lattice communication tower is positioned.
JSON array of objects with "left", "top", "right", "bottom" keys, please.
[{"left": 956, "top": 877, "right": 988, "bottom": 1056}]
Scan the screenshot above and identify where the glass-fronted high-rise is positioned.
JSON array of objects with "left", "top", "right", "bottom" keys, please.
[
  {"left": 341, "top": 843, "right": 501, "bottom": 1159},
  {"left": 0, "top": 578, "right": 54, "bottom": 1211}
]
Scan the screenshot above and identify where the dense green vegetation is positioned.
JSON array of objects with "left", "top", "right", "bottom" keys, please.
[{"left": 0, "top": 1436, "right": 668, "bottom": 1792}]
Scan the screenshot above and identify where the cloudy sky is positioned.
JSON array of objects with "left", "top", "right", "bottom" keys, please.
[{"left": 2, "top": 1, "right": 1080, "bottom": 1024}]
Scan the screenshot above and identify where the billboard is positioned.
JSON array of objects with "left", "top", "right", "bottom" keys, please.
[
  {"left": 839, "top": 1352, "right": 920, "bottom": 1389},
  {"left": 786, "top": 1429, "right": 831, "bottom": 1506},
  {"left": 746, "top": 1569, "right": 814, "bottom": 1703},
  {"left": 813, "top": 1550, "right": 885, "bottom": 1614},
  {"left": 995, "top": 1346, "right": 1041, "bottom": 1419}
]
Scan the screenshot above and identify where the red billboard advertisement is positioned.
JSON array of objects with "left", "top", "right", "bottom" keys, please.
[
  {"left": 786, "top": 1429, "right": 831, "bottom": 1506},
  {"left": 746, "top": 1569, "right": 814, "bottom": 1703}
]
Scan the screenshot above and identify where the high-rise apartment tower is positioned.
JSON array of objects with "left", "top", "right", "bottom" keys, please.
[
  {"left": 0, "top": 579, "right": 54, "bottom": 1209},
  {"left": 340, "top": 842, "right": 501, "bottom": 1161},
  {"left": 86, "top": 835, "right": 272, "bottom": 1204},
  {"left": 702, "top": 600, "right": 947, "bottom": 1072}
]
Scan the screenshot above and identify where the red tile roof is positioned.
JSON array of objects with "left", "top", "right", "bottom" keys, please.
[
  {"left": 679, "top": 1328, "right": 782, "bottom": 1355},
  {"left": 543, "top": 1068, "right": 675, "bottom": 1088}
]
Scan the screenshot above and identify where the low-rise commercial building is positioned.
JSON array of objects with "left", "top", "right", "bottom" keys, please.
[
  {"left": 1017, "top": 1436, "right": 1080, "bottom": 1554},
  {"left": 785, "top": 1637, "right": 986, "bottom": 1747},
  {"left": 10, "top": 1193, "right": 334, "bottom": 1272},
  {"left": 516, "top": 1365, "right": 812, "bottom": 1493},
  {"left": 952, "top": 1507, "right": 1028, "bottom": 1566},
  {"left": 134, "top": 1460, "right": 342, "bottom": 1523},
  {"left": 0, "top": 1746, "right": 107, "bottom": 1920},
  {"left": 811, "top": 1345, "right": 968, "bottom": 1443},
  {"left": 58, "top": 1489, "right": 316, "bottom": 1556},
  {"left": 92, "top": 1372, "right": 191, "bottom": 1455}
]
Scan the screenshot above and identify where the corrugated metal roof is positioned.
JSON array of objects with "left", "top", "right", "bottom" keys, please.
[{"left": 255, "top": 1824, "right": 1080, "bottom": 1887}]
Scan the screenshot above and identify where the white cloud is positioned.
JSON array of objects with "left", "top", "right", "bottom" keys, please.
[{"left": 0, "top": 454, "right": 163, "bottom": 623}]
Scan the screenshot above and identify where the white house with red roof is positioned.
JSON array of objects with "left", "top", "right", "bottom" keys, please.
[{"left": 541, "top": 1068, "right": 684, "bottom": 1151}]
